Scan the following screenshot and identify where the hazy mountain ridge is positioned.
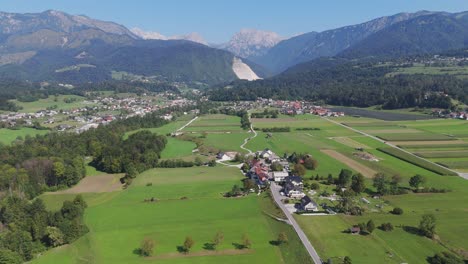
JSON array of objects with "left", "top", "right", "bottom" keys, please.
[
  {"left": 217, "top": 28, "right": 285, "bottom": 58},
  {"left": 130, "top": 28, "right": 207, "bottom": 45},
  {"left": 0, "top": 10, "right": 264, "bottom": 85},
  {"left": 339, "top": 11, "right": 468, "bottom": 58},
  {"left": 252, "top": 11, "right": 436, "bottom": 73}
]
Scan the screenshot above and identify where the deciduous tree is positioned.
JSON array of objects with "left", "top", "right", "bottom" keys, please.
[
  {"left": 419, "top": 213, "right": 436, "bottom": 238},
  {"left": 183, "top": 236, "right": 194, "bottom": 253},
  {"left": 140, "top": 237, "right": 155, "bottom": 256}
]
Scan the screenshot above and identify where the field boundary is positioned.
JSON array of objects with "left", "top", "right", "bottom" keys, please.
[
  {"left": 377, "top": 147, "right": 457, "bottom": 176},
  {"left": 320, "top": 149, "right": 377, "bottom": 178},
  {"left": 322, "top": 117, "right": 466, "bottom": 179}
]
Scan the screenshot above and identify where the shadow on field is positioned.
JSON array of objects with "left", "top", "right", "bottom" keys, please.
[
  {"left": 132, "top": 248, "right": 142, "bottom": 256},
  {"left": 403, "top": 225, "right": 420, "bottom": 235},
  {"left": 176, "top": 246, "right": 187, "bottom": 253},
  {"left": 203, "top": 243, "right": 215, "bottom": 250},
  {"left": 232, "top": 242, "right": 246, "bottom": 250},
  {"left": 269, "top": 240, "right": 281, "bottom": 246}
]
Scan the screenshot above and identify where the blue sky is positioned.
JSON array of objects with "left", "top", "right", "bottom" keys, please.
[{"left": 2, "top": 0, "right": 468, "bottom": 43}]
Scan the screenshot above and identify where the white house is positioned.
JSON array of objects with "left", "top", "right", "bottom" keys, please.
[
  {"left": 272, "top": 171, "right": 289, "bottom": 182},
  {"left": 300, "top": 196, "right": 318, "bottom": 212}
]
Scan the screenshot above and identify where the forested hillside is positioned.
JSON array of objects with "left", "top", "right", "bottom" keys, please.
[{"left": 209, "top": 57, "right": 468, "bottom": 109}]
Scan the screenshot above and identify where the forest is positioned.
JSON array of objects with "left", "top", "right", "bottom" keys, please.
[
  {"left": 0, "top": 110, "right": 175, "bottom": 199},
  {"left": 0, "top": 195, "right": 88, "bottom": 263},
  {"left": 209, "top": 57, "right": 467, "bottom": 109}
]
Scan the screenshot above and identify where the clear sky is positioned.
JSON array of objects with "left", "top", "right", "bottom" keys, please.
[{"left": 2, "top": 0, "right": 468, "bottom": 43}]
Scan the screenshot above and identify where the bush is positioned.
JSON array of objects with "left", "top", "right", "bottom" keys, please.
[
  {"left": 391, "top": 207, "right": 403, "bottom": 215},
  {"left": 379, "top": 222, "right": 394, "bottom": 231},
  {"left": 310, "top": 183, "right": 320, "bottom": 190},
  {"left": 140, "top": 238, "right": 155, "bottom": 257},
  {"left": 427, "top": 251, "right": 464, "bottom": 264}
]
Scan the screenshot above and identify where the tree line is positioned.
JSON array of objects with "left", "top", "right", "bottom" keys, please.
[
  {"left": 0, "top": 109, "right": 183, "bottom": 198},
  {"left": 0, "top": 195, "right": 88, "bottom": 263},
  {"left": 209, "top": 57, "right": 467, "bottom": 110}
]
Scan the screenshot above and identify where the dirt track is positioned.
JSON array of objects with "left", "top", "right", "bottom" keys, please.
[
  {"left": 48, "top": 174, "right": 123, "bottom": 194},
  {"left": 321, "top": 149, "right": 377, "bottom": 178}
]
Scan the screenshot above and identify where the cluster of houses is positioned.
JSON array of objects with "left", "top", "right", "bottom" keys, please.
[
  {"left": 432, "top": 109, "right": 468, "bottom": 120},
  {"left": 205, "top": 98, "right": 346, "bottom": 118},
  {"left": 254, "top": 98, "right": 345, "bottom": 117},
  {"left": 243, "top": 149, "right": 319, "bottom": 212},
  {"left": 0, "top": 93, "right": 197, "bottom": 133}
]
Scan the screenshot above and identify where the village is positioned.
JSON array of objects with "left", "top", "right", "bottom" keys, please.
[
  {"left": 218, "top": 148, "right": 334, "bottom": 215},
  {"left": 0, "top": 92, "right": 197, "bottom": 133}
]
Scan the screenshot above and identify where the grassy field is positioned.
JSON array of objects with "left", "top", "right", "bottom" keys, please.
[
  {"left": 378, "top": 147, "right": 457, "bottom": 176},
  {"left": 183, "top": 114, "right": 243, "bottom": 132},
  {"left": 376, "top": 133, "right": 455, "bottom": 141},
  {"left": 415, "top": 151, "right": 468, "bottom": 159},
  {"left": 161, "top": 137, "right": 197, "bottom": 159},
  {"left": 32, "top": 113, "right": 468, "bottom": 263},
  {"left": 34, "top": 167, "right": 311, "bottom": 264},
  {"left": 0, "top": 127, "right": 49, "bottom": 144},
  {"left": 12, "top": 95, "right": 91, "bottom": 113},
  {"left": 249, "top": 114, "right": 468, "bottom": 263}
]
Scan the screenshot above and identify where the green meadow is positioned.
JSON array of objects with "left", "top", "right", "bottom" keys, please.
[
  {"left": 34, "top": 166, "right": 311, "bottom": 264},
  {"left": 249, "top": 114, "right": 468, "bottom": 263},
  {"left": 12, "top": 95, "right": 91, "bottom": 113},
  {"left": 0, "top": 127, "right": 49, "bottom": 144},
  {"left": 30, "top": 113, "right": 468, "bottom": 263}
]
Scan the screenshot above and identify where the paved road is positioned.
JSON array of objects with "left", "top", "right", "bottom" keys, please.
[
  {"left": 176, "top": 116, "right": 198, "bottom": 132},
  {"left": 270, "top": 183, "right": 322, "bottom": 264},
  {"left": 322, "top": 117, "right": 468, "bottom": 180}
]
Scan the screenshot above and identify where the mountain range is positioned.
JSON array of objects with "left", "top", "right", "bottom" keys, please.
[
  {"left": 0, "top": 10, "right": 265, "bottom": 85},
  {"left": 0, "top": 9, "right": 468, "bottom": 86}
]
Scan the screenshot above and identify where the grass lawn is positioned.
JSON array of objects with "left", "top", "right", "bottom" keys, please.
[
  {"left": 296, "top": 214, "right": 446, "bottom": 264},
  {"left": 32, "top": 114, "right": 468, "bottom": 264},
  {"left": 12, "top": 95, "right": 91, "bottom": 113},
  {"left": 200, "top": 132, "right": 251, "bottom": 153},
  {"left": 161, "top": 137, "right": 197, "bottom": 159},
  {"left": 183, "top": 114, "right": 243, "bottom": 132},
  {"left": 34, "top": 166, "right": 312, "bottom": 264},
  {"left": 0, "top": 127, "right": 49, "bottom": 145}
]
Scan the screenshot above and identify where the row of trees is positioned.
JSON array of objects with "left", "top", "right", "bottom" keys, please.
[
  {"left": 138, "top": 232, "right": 258, "bottom": 257},
  {"left": 250, "top": 109, "right": 279, "bottom": 118},
  {"left": 0, "top": 195, "right": 88, "bottom": 262}
]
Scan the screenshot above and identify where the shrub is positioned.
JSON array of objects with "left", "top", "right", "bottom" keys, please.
[
  {"left": 391, "top": 207, "right": 403, "bottom": 215},
  {"left": 310, "top": 183, "right": 320, "bottom": 190},
  {"left": 379, "top": 222, "right": 394, "bottom": 231},
  {"left": 427, "top": 251, "right": 464, "bottom": 264},
  {"left": 140, "top": 238, "right": 155, "bottom": 257}
]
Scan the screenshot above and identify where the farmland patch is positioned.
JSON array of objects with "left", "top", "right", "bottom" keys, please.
[
  {"left": 320, "top": 149, "right": 377, "bottom": 178},
  {"left": 47, "top": 174, "right": 123, "bottom": 194},
  {"left": 332, "top": 137, "right": 370, "bottom": 149}
]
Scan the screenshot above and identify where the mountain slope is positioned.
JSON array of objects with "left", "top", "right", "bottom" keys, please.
[
  {"left": 217, "top": 29, "right": 284, "bottom": 59},
  {"left": 252, "top": 11, "right": 435, "bottom": 73},
  {"left": 339, "top": 12, "right": 468, "bottom": 58},
  {"left": 130, "top": 28, "right": 207, "bottom": 45},
  {"left": 0, "top": 10, "right": 262, "bottom": 85}
]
